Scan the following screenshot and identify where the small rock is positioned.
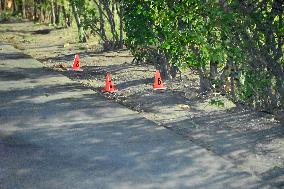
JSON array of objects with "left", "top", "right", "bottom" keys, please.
[
  {"left": 274, "top": 110, "right": 284, "bottom": 125},
  {"left": 178, "top": 104, "right": 190, "bottom": 110}
]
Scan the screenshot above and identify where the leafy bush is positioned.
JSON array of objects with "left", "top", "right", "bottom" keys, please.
[{"left": 123, "top": 0, "right": 284, "bottom": 112}]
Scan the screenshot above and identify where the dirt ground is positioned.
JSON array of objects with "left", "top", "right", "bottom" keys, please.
[{"left": 0, "top": 21, "right": 283, "bottom": 187}]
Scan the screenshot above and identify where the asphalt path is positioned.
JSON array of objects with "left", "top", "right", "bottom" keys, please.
[{"left": 0, "top": 43, "right": 272, "bottom": 189}]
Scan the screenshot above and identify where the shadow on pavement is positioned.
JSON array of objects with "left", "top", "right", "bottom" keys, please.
[{"left": 0, "top": 65, "right": 268, "bottom": 189}]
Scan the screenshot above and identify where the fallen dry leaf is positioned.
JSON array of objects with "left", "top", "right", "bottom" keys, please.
[{"left": 53, "top": 64, "right": 67, "bottom": 70}]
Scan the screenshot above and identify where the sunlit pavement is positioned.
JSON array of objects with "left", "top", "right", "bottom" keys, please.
[{"left": 0, "top": 43, "right": 272, "bottom": 189}]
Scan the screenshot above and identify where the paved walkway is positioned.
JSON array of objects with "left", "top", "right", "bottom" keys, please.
[{"left": 0, "top": 43, "right": 272, "bottom": 188}]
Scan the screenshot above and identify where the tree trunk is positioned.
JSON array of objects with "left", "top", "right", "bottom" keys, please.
[
  {"left": 44, "top": 8, "right": 49, "bottom": 22},
  {"left": 210, "top": 60, "right": 218, "bottom": 92},
  {"left": 118, "top": 0, "right": 124, "bottom": 48},
  {"left": 40, "top": 6, "right": 44, "bottom": 22},
  {"left": 3, "top": 0, "right": 6, "bottom": 11},
  {"left": 101, "top": 0, "right": 119, "bottom": 45},
  {"left": 50, "top": 0, "right": 55, "bottom": 24},
  {"left": 198, "top": 66, "right": 211, "bottom": 93},
  {"left": 227, "top": 58, "right": 237, "bottom": 100},
  {"left": 170, "top": 65, "right": 180, "bottom": 80},
  {"left": 55, "top": 0, "right": 60, "bottom": 25},
  {"left": 62, "top": 6, "right": 72, "bottom": 27},
  {"left": 275, "top": 77, "right": 283, "bottom": 106},
  {"left": 209, "top": 61, "right": 218, "bottom": 81},
  {"left": 13, "top": 0, "right": 18, "bottom": 13},
  {"left": 156, "top": 50, "right": 171, "bottom": 80},
  {"left": 67, "top": 7, "right": 72, "bottom": 27},
  {"left": 159, "top": 61, "right": 170, "bottom": 81},
  {"left": 230, "top": 75, "right": 236, "bottom": 100},
  {"left": 71, "top": 2, "right": 87, "bottom": 43},
  {"left": 62, "top": 6, "right": 68, "bottom": 27},
  {"left": 33, "top": 0, "right": 38, "bottom": 21},
  {"left": 278, "top": 85, "right": 284, "bottom": 109},
  {"left": 220, "top": 62, "right": 229, "bottom": 94},
  {"left": 22, "top": 0, "right": 26, "bottom": 18},
  {"left": 98, "top": 0, "right": 107, "bottom": 41}
]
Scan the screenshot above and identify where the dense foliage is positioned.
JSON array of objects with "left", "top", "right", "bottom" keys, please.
[{"left": 124, "top": 0, "right": 284, "bottom": 112}]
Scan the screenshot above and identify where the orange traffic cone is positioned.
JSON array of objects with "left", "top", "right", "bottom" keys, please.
[
  {"left": 153, "top": 70, "right": 166, "bottom": 90},
  {"left": 71, "top": 53, "right": 83, "bottom": 71},
  {"left": 103, "top": 73, "right": 117, "bottom": 92}
]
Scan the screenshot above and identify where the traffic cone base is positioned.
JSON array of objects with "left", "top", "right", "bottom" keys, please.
[
  {"left": 103, "top": 73, "right": 117, "bottom": 93},
  {"left": 71, "top": 53, "right": 83, "bottom": 71},
  {"left": 102, "top": 86, "right": 117, "bottom": 93},
  {"left": 68, "top": 68, "right": 83, "bottom": 72},
  {"left": 153, "top": 70, "right": 166, "bottom": 90}
]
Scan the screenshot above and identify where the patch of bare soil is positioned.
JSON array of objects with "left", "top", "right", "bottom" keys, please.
[{"left": 1, "top": 21, "right": 283, "bottom": 188}]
